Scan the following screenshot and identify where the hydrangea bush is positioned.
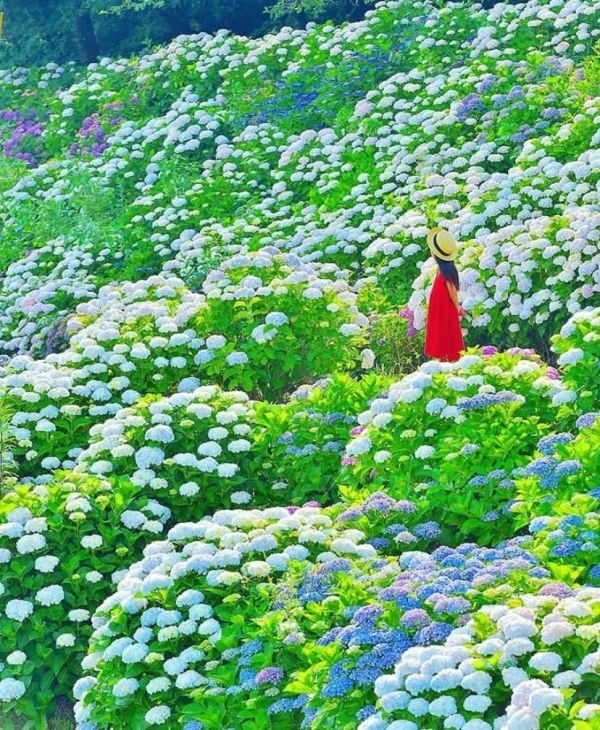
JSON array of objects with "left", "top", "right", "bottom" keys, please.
[
  {"left": 368, "top": 587, "right": 600, "bottom": 730},
  {"left": 64, "top": 259, "right": 367, "bottom": 403},
  {"left": 245, "top": 536, "right": 553, "bottom": 729},
  {"left": 0, "top": 0, "right": 599, "bottom": 727},
  {"left": 551, "top": 308, "right": 600, "bottom": 413},
  {"left": 339, "top": 349, "right": 579, "bottom": 545},
  {"left": 72, "top": 501, "right": 558, "bottom": 730},
  {"left": 512, "top": 415, "right": 600, "bottom": 528},
  {"left": 75, "top": 372, "right": 389, "bottom": 513},
  {"left": 0, "top": 263, "right": 370, "bottom": 477},
  {"left": 0, "top": 237, "right": 121, "bottom": 356},
  {"left": 72, "top": 505, "right": 379, "bottom": 729},
  {"left": 0, "top": 473, "right": 171, "bottom": 723},
  {"left": 527, "top": 496, "right": 600, "bottom": 587},
  {"left": 74, "top": 385, "right": 261, "bottom": 514},
  {"left": 249, "top": 372, "right": 389, "bottom": 504}
]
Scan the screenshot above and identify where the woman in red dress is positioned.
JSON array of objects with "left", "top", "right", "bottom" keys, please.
[{"left": 424, "top": 227, "right": 466, "bottom": 363}]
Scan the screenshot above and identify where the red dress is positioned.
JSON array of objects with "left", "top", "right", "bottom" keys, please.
[{"left": 424, "top": 272, "right": 465, "bottom": 362}]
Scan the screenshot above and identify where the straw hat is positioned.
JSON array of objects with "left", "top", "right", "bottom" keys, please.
[{"left": 427, "top": 227, "right": 458, "bottom": 261}]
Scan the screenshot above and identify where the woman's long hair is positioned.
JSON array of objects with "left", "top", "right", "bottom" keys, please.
[{"left": 434, "top": 255, "right": 460, "bottom": 290}]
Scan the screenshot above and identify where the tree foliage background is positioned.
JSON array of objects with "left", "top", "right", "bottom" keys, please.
[{"left": 0, "top": 0, "right": 373, "bottom": 68}]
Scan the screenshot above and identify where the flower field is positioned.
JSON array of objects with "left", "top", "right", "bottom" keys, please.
[{"left": 0, "top": 0, "right": 599, "bottom": 728}]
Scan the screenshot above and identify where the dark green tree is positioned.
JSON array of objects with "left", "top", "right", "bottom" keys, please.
[
  {"left": 265, "top": 0, "right": 371, "bottom": 24},
  {"left": 0, "top": 0, "right": 274, "bottom": 67}
]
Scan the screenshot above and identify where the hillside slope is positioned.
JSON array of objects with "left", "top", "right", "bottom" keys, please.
[{"left": 0, "top": 0, "right": 599, "bottom": 728}]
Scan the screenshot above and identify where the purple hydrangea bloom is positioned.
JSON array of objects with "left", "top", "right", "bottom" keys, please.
[
  {"left": 456, "top": 93, "right": 486, "bottom": 121},
  {"left": 317, "top": 627, "right": 345, "bottom": 647},
  {"left": 400, "top": 609, "right": 431, "bottom": 629},
  {"left": 477, "top": 75, "right": 497, "bottom": 93},
  {"left": 399, "top": 308, "right": 418, "bottom": 337},
  {"left": 433, "top": 596, "right": 471, "bottom": 615},
  {"left": 539, "top": 583, "right": 574, "bottom": 598},
  {"left": 316, "top": 558, "right": 352, "bottom": 574},
  {"left": 255, "top": 667, "right": 285, "bottom": 686},
  {"left": 353, "top": 605, "right": 384, "bottom": 628},
  {"left": 337, "top": 508, "right": 363, "bottom": 522},
  {"left": 577, "top": 412, "right": 598, "bottom": 430},
  {"left": 481, "top": 345, "right": 499, "bottom": 356},
  {"left": 283, "top": 632, "right": 305, "bottom": 645},
  {"left": 362, "top": 492, "right": 399, "bottom": 513},
  {"left": 395, "top": 500, "right": 419, "bottom": 514},
  {"left": 458, "top": 391, "right": 522, "bottom": 411}
]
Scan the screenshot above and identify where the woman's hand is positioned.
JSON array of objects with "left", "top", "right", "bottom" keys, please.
[{"left": 458, "top": 306, "right": 467, "bottom": 318}]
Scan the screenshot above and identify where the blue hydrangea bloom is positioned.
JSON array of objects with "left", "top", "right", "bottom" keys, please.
[
  {"left": 550, "top": 539, "right": 582, "bottom": 558},
  {"left": 525, "top": 457, "right": 558, "bottom": 477},
  {"left": 357, "top": 706, "right": 377, "bottom": 721},
  {"left": 537, "top": 433, "right": 574, "bottom": 455},
  {"left": 589, "top": 566, "right": 600, "bottom": 581},
  {"left": 529, "top": 516, "right": 552, "bottom": 533},
  {"left": 268, "top": 695, "right": 308, "bottom": 715},
  {"left": 413, "top": 521, "right": 441, "bottom": 539},
  {"left": 415, "top": 621, "right": 453, "bottom": 645}
]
